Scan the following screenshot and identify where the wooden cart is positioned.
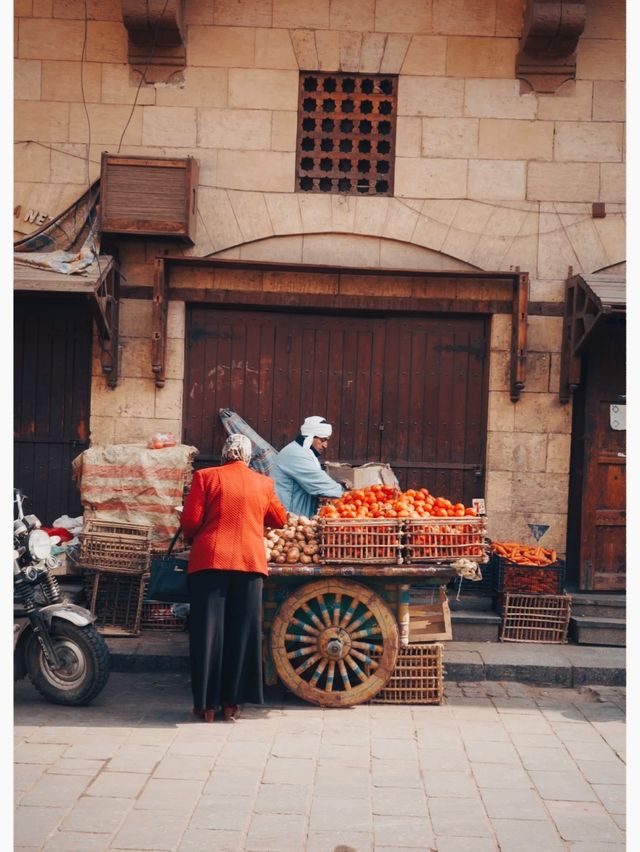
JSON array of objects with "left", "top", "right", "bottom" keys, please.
[{"left": 264, "top": 516, "right": 488, "bottom": 707}]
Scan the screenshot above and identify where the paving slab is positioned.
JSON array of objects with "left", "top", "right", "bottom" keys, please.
[
  {"left": 19, "top": 773, "right": 91, "bottom": 808},
  {"left": 435, "top": 838, "right": 498, "bottom": 852},
  {"left": 373, "top": 813, "right": 435, "bottom": 847},
  {"left": 529, "top": 769, "right": 599, "bottom": 802},
  {"left": 546, "top": 800, "right": 624, "bottom": 843},
  {"left": 428, "top": 796, "right": 493, "bottom": 838},
  {"left": 245, "top": 812, "right": 308, "bottom": 851},
  {"left": 470, "top": 762, "right": 532, "bottom": 791},
  {"left": 491, "top": 818, "right": 566, "bottom": 852},
  {"left": 60, "top": 796, "right": 132, "bottom": 834},
  {"left": 111, "top": 808, "right": 191, "bottom": 850},
  {"left": 42, "top": 831, "right": 112, "bottom": 851},
  {"left": 480, "top": 787, "right": 548, "bottom": 821},
  {"left": 309, "top": 795, "right": 373, "bottom": 832},
  {"left": 592, "top": 783, "right": 625, "bottom": 815}
]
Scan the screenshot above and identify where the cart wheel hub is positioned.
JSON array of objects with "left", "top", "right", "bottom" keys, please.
[
  {"left": 270, "top": 578, "right": 399, "bottom": 707},
  {"left": 320, "top": 627, "right": 351, "bottom": 660}
]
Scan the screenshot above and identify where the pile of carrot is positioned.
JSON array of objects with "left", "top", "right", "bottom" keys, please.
[{"left": 490, "top": 541, "right": 557, "bottom": 566}]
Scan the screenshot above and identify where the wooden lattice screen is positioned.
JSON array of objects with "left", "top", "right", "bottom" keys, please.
[{"left": 295, "top": 71, "right": 398, "bottom": 197}]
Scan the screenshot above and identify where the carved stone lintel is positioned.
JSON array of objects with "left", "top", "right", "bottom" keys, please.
[
  {"left": 122, "top": 0, "right": 186, "bottom": 84},
  {"left": 516, "top": 0, "right": 587, "bottom": 93}
]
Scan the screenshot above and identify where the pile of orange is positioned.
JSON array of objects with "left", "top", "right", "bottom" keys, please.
[{"left": 318, "top": 485, "right": 478, "bottom": 520}]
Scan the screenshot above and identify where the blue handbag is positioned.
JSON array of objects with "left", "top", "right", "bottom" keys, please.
[{"left": 146, "top": 528, "right": 190, "bottom": 603}]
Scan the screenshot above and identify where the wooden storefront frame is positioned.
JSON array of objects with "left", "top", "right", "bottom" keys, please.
[{"left": 146, "top": 256, "right": 530, "bottom": 400}]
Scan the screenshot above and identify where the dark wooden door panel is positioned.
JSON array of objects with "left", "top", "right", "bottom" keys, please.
[
  {"left": 381, "top": 317, "right": 488, "bottom": 498},
  {"left": 14, "top": 298, "right": 92, "bottom": 523},
  {"left": 185, "top": 306, "right": 488, "bottom": 504},
  {"left": 580, "top": 330, "right": 626, "bottom": 590}
]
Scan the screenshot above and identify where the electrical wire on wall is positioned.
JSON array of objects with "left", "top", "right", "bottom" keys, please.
[
  {"left": 116, "top": 0, "right": 171, "bottom": 153},
  {"left": 78, "top": 0, "right": 104, "bottom": 274},
  {"left": 77, "top": 0, "right": 173, "bottom": 213}
]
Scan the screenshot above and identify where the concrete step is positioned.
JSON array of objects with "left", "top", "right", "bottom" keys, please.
[
  {"left": 570, "top": 593, "right": 626, "bottom": 619},
  {"left": 448, "top": 595, "right": 495, "bottom": 612},
  {"left": 451, "top": 610, "right": 501, "bottom": 642},
  {"left": 569, "top": 615, "right": 626, "bottom": 647}
]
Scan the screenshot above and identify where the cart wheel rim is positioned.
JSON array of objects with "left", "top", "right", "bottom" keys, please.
[{"left": 270, "top": 579, "right": 398, "bottom": 707}]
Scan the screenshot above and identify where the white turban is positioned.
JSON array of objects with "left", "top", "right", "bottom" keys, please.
[
  {"left": 300, "top": 416, "right": 332, "bottom": 450},
  {"left": 221, "top": 433, "right": 252, "bottom": 464}
]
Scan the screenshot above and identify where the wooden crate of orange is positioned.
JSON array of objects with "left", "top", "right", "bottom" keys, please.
[
  {"left": 319, "top": 518, "right": 404, "bottom": 564},
  {"left": 404, "top": 517, "right": 488, "bottom": 564},
  {"left": 318, "top": 485, "right": 487, "bottom": 565}
]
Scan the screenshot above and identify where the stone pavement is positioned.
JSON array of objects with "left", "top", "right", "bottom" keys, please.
[
  {"left": 14, "top": 673, "right": 627, "bottom": 852},
  {"left": 105, "top": 633, "right": 626, "bottom": 687}
]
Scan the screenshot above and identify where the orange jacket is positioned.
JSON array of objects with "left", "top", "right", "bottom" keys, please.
[{"left": 181, "top": 461, "right": 287, "bottom": 575}]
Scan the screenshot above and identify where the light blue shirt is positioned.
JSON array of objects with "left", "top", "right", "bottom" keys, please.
[{"left": 274, "top": 441, "right": 344, "bottom": 517}]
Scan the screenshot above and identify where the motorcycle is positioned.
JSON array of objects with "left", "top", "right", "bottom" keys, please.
[{"left": 13, "top": 489, "right": 110, "bottom": 705}]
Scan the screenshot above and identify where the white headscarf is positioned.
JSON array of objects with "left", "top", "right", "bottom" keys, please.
[
  {"left": 221, "top": 433, "right": 252, "bottom": 464},
  {"left": 300, "top": 416, "right": 332, "bottom": 450}
]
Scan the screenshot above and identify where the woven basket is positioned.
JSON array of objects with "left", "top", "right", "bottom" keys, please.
[
  {"left": 500, "top": 593, "right": 571, "bottom": 644},
  {"left": 319, "top": 518, "right": 403, "bottom": 564},
  {"left": 404, "top": 517, "right": 488, "bottom": 564},
  {"left": 371, "top": 643, "right": 444, "bottom": 705},
  {"left": 84, "top": 570, "right": 148, "bottom": 636},
  {"left": 79, "top": 520, "right": 150, "bottom": 573}
]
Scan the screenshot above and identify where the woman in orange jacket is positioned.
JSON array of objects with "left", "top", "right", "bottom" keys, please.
[{"left": 181, "top": 433, "right": 287, "bottom": 722}]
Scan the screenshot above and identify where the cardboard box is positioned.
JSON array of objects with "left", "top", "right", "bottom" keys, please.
[
  {"left": 324, "top": 461, "right": 400, "bottom": 490},
  {"left": 50, "top": 551, "right": 83, "bottom": 577},
  {"left": 408, "top": 586, "right": 453, "bottom": 642}
]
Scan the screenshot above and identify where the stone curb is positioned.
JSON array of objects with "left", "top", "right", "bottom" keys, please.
[{"left": 105, "top": 634, "right": 626, "bottom": 687}]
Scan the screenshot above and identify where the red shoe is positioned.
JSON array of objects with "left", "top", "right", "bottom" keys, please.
[
  {"left": 193, "top": 708, "right": 216, "bottom": 722},
  {"left": 222, "top": 704, "right": 240, "bottom": 722}
]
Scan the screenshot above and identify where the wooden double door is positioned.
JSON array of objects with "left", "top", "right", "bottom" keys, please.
[
  {"left": 14, "top": 297, "right": 92, "bottom": 524},
  {"left": 184, "top": 307, "right": 489, "bottom": 504}
]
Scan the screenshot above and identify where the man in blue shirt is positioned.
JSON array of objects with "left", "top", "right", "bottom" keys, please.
[{"left": 274, "top": 416, "right": 345, "bottom": 517}]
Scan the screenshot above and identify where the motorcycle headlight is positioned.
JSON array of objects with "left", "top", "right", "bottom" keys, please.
[{"left": 28, "top": 529, "right": 52, "bottom": 561}]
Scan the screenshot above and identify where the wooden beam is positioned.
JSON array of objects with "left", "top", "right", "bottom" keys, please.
[
  {"left": 151, "top": 258, "right": 168, "bottom": 388},
  {"left": 160, "top": 253, "right": 520, "bottom": 282},
  {"left": 510, "top": 272, "right": 529, "bottom": 402},
  {"left": 559, "top": 277, "right": 579, "bottom": 402},
  {"left": 167, "top": 286, "right": 513, "bottom": 316},
  {"left": 92, "top": 264, "right": 120, "bottom": 389}
]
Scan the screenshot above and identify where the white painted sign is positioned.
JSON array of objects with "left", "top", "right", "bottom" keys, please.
[{"left": 610, "top": 404, "right": 626, "bottom": 431}]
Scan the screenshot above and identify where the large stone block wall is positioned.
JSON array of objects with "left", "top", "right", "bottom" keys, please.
[{"left": 14, "top": 0, "right": 626, "bottom": 552}]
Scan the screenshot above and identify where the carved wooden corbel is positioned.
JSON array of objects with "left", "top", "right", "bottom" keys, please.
[
  {"left": 152, "top": 258, "right": 168, "bottom": 388},
  {"left": 510, "top": 272, "right": 529, "bottom": 402},
  {"left": 122, "top": 0, "right": 186, "bottom": 84},
  {"left": 516, "top": 0, "right": 587, "bottom": 93}
]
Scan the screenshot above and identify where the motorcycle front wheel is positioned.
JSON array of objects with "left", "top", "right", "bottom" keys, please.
[{"left": 26, "top": 622, "right": 111, "bottom": 706}]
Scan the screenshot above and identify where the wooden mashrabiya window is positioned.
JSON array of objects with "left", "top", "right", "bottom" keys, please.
[{"left": 295, "top": 71, "right": 398, "bottom": 197}]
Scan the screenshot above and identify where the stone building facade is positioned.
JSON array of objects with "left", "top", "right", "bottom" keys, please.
[{"left": 14, "top": 0, "right": 626, "bottom": 558}]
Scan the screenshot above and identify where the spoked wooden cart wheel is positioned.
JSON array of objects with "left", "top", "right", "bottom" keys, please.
[{"left": 270, "top": 579, "right": 399, "bottom": 707}]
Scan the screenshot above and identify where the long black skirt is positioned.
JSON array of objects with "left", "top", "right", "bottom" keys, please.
[{"left": 188, "top": 569, "right": 264, "bottom": 712}]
